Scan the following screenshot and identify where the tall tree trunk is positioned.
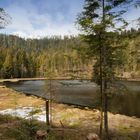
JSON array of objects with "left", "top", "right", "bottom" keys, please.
[
  {"left": 102, "top": 0, "right": 109, "bottom": 139},
  {"left": 99, "top": 46, "right": 104, "bottom": 138},
  {"left": 104, "top": 81, "right": 109, "bottom": 139},
  {"left": 46, "top": 100, "right": 50, "bottom": 126}
]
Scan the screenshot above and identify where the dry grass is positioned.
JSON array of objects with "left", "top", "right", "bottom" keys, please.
[
  {"left": 51, "top": 103, "right": 140, "bottom": 133},
  {"left": 0, "top": 86, "right": 44, "bottom": 110},
  {"left": 0, "top": 86, "right": 140, "bottom": 139}
]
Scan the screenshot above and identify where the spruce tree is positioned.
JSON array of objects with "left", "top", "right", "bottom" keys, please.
[{"left": 77, "top": 0, "right": 140, "bottom": 139}]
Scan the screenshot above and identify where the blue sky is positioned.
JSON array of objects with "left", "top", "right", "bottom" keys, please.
[
  {"left": 0, "top": 0, "right": 140, "bottom": 38},
  {"left": 0, "top": 0, "right": 84, "bottom": 38}
]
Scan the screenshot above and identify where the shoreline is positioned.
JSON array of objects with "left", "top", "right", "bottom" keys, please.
[
  {"left": 1, "top": 79, "right": 140, "bottom": 118},
  {"left": 0, "top": 86, "right": 140, "bottom": 119},
  {"left": 0, "top": 86, "right": 140, "bottom": 139},
  {"left": 0, "top": 77, "right": 140, "bottom": 83},
  {"left": 0, "top": 77, "right": 91, "bottom": 83}
]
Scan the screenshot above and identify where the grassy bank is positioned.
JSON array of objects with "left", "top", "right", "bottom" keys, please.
[
  {"left": 0, "top": 86, "right": 44, "bottom": 110},
  {"left": 0, "top": 86, "right": 140, "bottom": 139}
]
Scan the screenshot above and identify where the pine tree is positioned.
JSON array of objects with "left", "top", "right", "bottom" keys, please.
[
  {"left": 77, "top": 0, "right": 140, "bottom": 139},
  {"left": 2, "top": 50, "right": 14, "bottom": 78},
  {"left": 0, "top": 8, "right": 11, "bottom": 29}
]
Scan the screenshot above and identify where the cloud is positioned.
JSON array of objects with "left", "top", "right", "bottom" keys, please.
[
  {"left": 1, "top": 0, "right": 83, "bottom": 38},
  {"left": 12, "top": 24, "right": 79, "bottom": 39},
  {"left": 1, "top": 0, "right": 139, "bottom": 38}
]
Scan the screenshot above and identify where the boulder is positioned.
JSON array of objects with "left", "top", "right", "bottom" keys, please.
[{"left": 86, "top": 133, "right": 100, "bottom": 140}]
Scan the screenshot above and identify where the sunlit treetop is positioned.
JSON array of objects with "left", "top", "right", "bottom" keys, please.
[{"left": 77, "top": 0, "right": 140, "bottom": 33}]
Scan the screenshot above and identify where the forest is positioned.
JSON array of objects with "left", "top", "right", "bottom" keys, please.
[
  {"left": 0, "top": 0, "right": 140, "bottom": 139},
  {"left": 0, "top": 28, "right": 140, "bottom": 79}
]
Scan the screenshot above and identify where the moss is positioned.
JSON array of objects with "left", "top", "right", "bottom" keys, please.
[
  {"left": 0, "top": 114, "right": 20, "bottom": 123},
  {"left": 68, "top": 122, "right": 80, "bottom": 128},
  {"left": 28, "top": 107, "right": 43, "bottom": 116}
]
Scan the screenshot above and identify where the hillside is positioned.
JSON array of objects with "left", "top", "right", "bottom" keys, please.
[{"left": 0, "top": 28, "right": 140, "bottom": 79}]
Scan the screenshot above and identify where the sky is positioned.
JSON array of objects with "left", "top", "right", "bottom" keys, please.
[{"left": 0, "top": 0, "right": 140, "bottom": 39}]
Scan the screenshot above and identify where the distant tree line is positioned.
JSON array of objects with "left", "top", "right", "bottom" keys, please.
[
  {"left": 0, "top": 35, "right": 92, "bottom": 78},
  {"left": 116, "top": 28, "right": 140, "bottom": 78},
  {"left": 0, "top": 28, "right": 140, "bottom": 79}
]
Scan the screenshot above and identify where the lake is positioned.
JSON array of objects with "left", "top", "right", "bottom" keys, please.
[{"left": 4, "top": 80, "right": 140, "bottom": 117}]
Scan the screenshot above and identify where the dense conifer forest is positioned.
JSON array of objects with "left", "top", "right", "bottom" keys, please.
[{"left": 0, "top": 28, "right": 140, "bottom": 79}]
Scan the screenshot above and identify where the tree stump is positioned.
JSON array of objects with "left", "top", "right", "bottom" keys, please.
[{"left": 36, "top": 130, "right": 47, "bottom": 140}]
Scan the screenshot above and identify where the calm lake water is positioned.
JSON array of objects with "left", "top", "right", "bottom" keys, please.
[{"left": 4, "top": 80, "right": 140, "bottom": 117}]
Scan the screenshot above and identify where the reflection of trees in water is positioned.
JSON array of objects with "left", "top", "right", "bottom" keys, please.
[
  {"left": 44, "top": 80, "right": 60, "bottom": 101},
  {"left": 7, "top": 80, "right": 140, "bottom": 117},
  {"left": 109, "top": 92, "right": 140, "bottom": 117},
  {"left": 42, "top": 80, "right": 140, "bottom": 117},
  {"left": 108, "top": 81, "right": 140, "bottom": 117}
]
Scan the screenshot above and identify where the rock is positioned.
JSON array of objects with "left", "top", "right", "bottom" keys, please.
[
  {"left": 86, "top": 133, "right": 100, "bottom": 140},
  {"left": 85, "top": 107, "right": 89, "bottom": 110},
  {"left": 36, "top": 130, "right": 47, "bottom": 139}
]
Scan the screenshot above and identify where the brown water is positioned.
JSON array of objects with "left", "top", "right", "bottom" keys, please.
[{"left": 4, "top": 80, "right": 140, "bottom": 117}]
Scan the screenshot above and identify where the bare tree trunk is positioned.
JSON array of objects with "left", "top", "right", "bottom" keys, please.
[
  {"left": 104, "top": 81, "right": 109, "bottom": 139},
  {"left": 99, "top": 47, "right": 104, "bottom": 138},
  {"left": 46, "top": 100, "right": 50, "bottom": 126}
]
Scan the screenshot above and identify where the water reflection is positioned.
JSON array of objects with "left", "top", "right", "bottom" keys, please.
[{"left": 4, "top": 80, "right": 140, "bottom": 117}]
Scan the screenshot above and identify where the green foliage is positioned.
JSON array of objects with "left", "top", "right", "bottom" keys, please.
[
  {"left": 77, "top": 0, "right": 139, "bottom": 83},
  {"left": 0, "top": 35, "right": 92, "bottom": 79},
  {"left": 11, "top": 119, "right": 39, "bottom": 140},
  {"left": 77, "top": 0, "right": 140, "bottom": 139},
  {"left": 0, "top": 31, "right": 140, "bottom": 79},
  {"left": 28, "top": 108, "right": 42, "bottom": 117}
]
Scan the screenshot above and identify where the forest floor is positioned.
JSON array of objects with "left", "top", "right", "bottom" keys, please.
[{"left": 0, "top": 86, "right": 140, "bottom": 140}]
